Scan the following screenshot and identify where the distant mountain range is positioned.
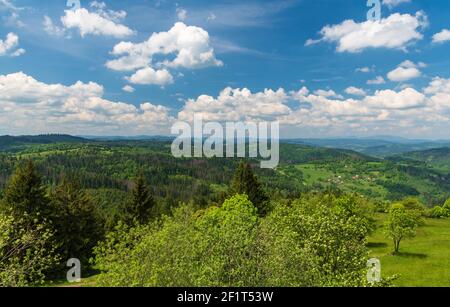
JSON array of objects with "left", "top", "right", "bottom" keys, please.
[
  {"left": 78, "top": 135, "right": 174, "bottom": 141},
  {"left": 1, "top": 134, "right": 450, "bottom": 157},
  {"left": 285, "top": 138, "right": 450, "bottom": 157}
]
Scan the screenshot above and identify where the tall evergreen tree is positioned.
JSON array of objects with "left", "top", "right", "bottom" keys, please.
[
  {"left": 0, "top": 160, "right": 50, "bottom": 223},
  {"left": 124, "top": 174, "right": 156, "bottom": 225},
  {"left": 231, "top": 161, "right": 269, "bottom": 215},
  {"left": 0, "top": 160, "right": 58, "bottom": 283},
  {"left": 50, "top": 178, "right": 103, "bottom": 270}
]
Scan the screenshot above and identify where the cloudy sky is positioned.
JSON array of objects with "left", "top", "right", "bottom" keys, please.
[{"left": 0, "top": 0, "right": 449, "bottom": 138}]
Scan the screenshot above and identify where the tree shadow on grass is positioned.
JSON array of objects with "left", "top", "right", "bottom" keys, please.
[{"left": 367, "top": 242, "right": 388, "bottom": 248}]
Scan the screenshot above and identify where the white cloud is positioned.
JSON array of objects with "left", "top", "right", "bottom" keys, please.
[
  {"left": 0, "top": 0, "right": 24, "bottom": 11},
  {"left": 43, "top": 16, "right": 66, "bottom": 37},
  {"left": 122, "top": 85, "right": 135, "bottom": 93},
  {"left": 345, "top": 87, "right": 366, "bottom": 96},
  {"left": 356, "top": 67, "right": 371, "bottom": 73},
  {"left": 89, "top": 1, "right": 127, "bottom": 22},
  {"left": 176, "top": 77, "right": 450, "bottom": 138},
  {"left": 106, "top": 22, "right": 222, "bottom": 86},
  {"left": 425, "top": 78, "right": 450, "bottom": 112},
  {"left": 9, "top": 47, "right": 24, "bottom": 57},
  {"left": 424, "top": 77, "right": 450, "bottom": 95},
  {"left": 432, "top": 29, "right": 450, "bottom": 44},
  {"left": 126, "top": 67, "right": 174, "bottom": 86},
  {"left": 176, "top": 8, "right": 187, "bottom": 21},
  {"left": 3, "top": 72, "right": 450, "bottom": 137},
  {"left": 382, "top": 0, "right": 411, "bottom": 8},
  {"left": 61, "top": 5, "right": 134, "bottom": 38},
  {"left": 314, "top": 89, "right": 343, "bottom": 99},
  {"left": 107, "top": 22, "right": 222, "bottom": 71},
  {"left": 0, "top": 72, "right": 174, "bottom": 135},
  {"left": 307, "top": 12, "right": 427, "bottom": 53},
  {"left": 364, "top": 88, "right": 425, "bottom": 109},
  {"left": 387, "top": 60, "right": 422, "bottom": 82},
  {"left": 90, "top": 1, "right": 106, "bottom": 10},
  {"left": 0, "top": 32, "right": 24, "bottom": 57},
  {"left": 178, "top": 87, "right": 291, "bottom": 122},
  {"left": 207, "top": 13, "right": 217, "bottom": 22},
  {"left": 367, "top": 76, "right": 386, "bottom": 85}
]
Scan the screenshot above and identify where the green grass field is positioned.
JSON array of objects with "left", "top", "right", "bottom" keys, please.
[{"left": 369, "top": 214, "right": 450, "bottom": 287}]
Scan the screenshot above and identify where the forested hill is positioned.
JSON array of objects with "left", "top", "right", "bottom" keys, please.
[
  {"left": 388, "top": 147, "right": 450, "bottom": 172},
  {"left": 0, "top": 136, "right": 448, "bottom": 208},
  {"left": 0, "top": 134, "right": 88, "bottom": 151},
  {"left": 287, "top": 138, "right": 450, "bottom": 157}
]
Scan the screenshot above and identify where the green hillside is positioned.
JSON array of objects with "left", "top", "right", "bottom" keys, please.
[
  {"left": 0, "top": 140, "right": 449, "bottom": 207},
  {"left": 1, "top": 137, "right": 450, "bottom": 287},
  {"left": 389, "top": 147, "right": 450, "bottom": 172}
]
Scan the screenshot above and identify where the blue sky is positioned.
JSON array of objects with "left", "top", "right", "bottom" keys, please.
[{"left": 0, "top": 0, "right": 449, "bottom": 138}]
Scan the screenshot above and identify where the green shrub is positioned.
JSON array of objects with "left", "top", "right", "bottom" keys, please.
[{"left": 93, "top": 193, "right": 383, "bottom": 287}]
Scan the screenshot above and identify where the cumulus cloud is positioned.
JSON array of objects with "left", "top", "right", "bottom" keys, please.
[
  {"left": 367, "top": 76, "right": 386, "bottom": 85},
  {"left": 314, "top": 89, "right": 343, "bottom": 99},
  {"left": 307, "top": 12, "right": 427, "bottom": 53},
  {"left": 387, "top": 60, "right": 423, "bottom": 82},
  {"left": 60, "top": 2, "right": 134, "bottom": 38},
  {"left": 178, "top": 87, "right": 291, "bottom": 122},
  {"left": 364, "top": 88, "right": 426, "bottom": 109},
  {"left": 3, "top": 71, "right": 450, "bottom": 137},
  {"left": 176, "top": 76, "right": 450, "bottom": 138},
  {"left": 107, "top": 22, "right": 222, "bottom": 86},
  {"left": 0, "top": 32, "right": 25, "bottom": 57},
  {"left": 0, "top": 72, "right": 174, "bottom": 135},
  {"left": 122, "top": 85, "right": 135, "bottom": 93},
  {"left": 424, "top": 77, "right": 450, "bottom": 95},
  {"left": 107, "top": 22, "right": 222, "bottom": 71},
  {"left": 126, "top": 67, "right": 174, "bottom": 86},
  {"left": 432, "top": 29, "right": 450, "bottom": 44},
  {"left": 345, "top": 87, "right": 367, "bottom": 96},
  {"left": 424, "top": 78, "right": 450, "bottom": 113}
]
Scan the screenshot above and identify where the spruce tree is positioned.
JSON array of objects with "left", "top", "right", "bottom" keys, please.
[
  {"left": 231, "top": 161, "right": 269, "bottom": 216},
  {"left": 0, "top": 160, "right": 58, "bottom": 282},
  {"left": 50, "top": 178, "right": 103, "bottom": 270},
  {"left": 124, "top": 174, "right": 156, "bottom": 225},
  {"left": 0, "top": 160, "right": 50, "bottom": 223}
]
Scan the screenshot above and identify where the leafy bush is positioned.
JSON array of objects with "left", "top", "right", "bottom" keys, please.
[
  {"left": 0, "top": 214, "right": 58, "bottom": 286},
  {"left": 93, "top": 194, "right": 383, "bottom": 287},
  {"left": 427, "top": 206, "right": 449, "bottom": 219},
  {"left": 443, "top": 198, "right": 450, "bottom": 211}
]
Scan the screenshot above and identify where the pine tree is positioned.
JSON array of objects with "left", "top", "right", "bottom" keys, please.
[
  {"left": 0, "top": 160, "right": 58, "bottom": 282},
  {"left": 0, "top": 160, "right": 50, "bottom": 223},
  {"left": 50, "top": 177, "right": 103, "bottom": 270},
  {"left": 231, "top": 161, "right": 269, "bottom": 216},
  {"left": 124, "top": 174, "right": 156, "bottom": 225}
]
